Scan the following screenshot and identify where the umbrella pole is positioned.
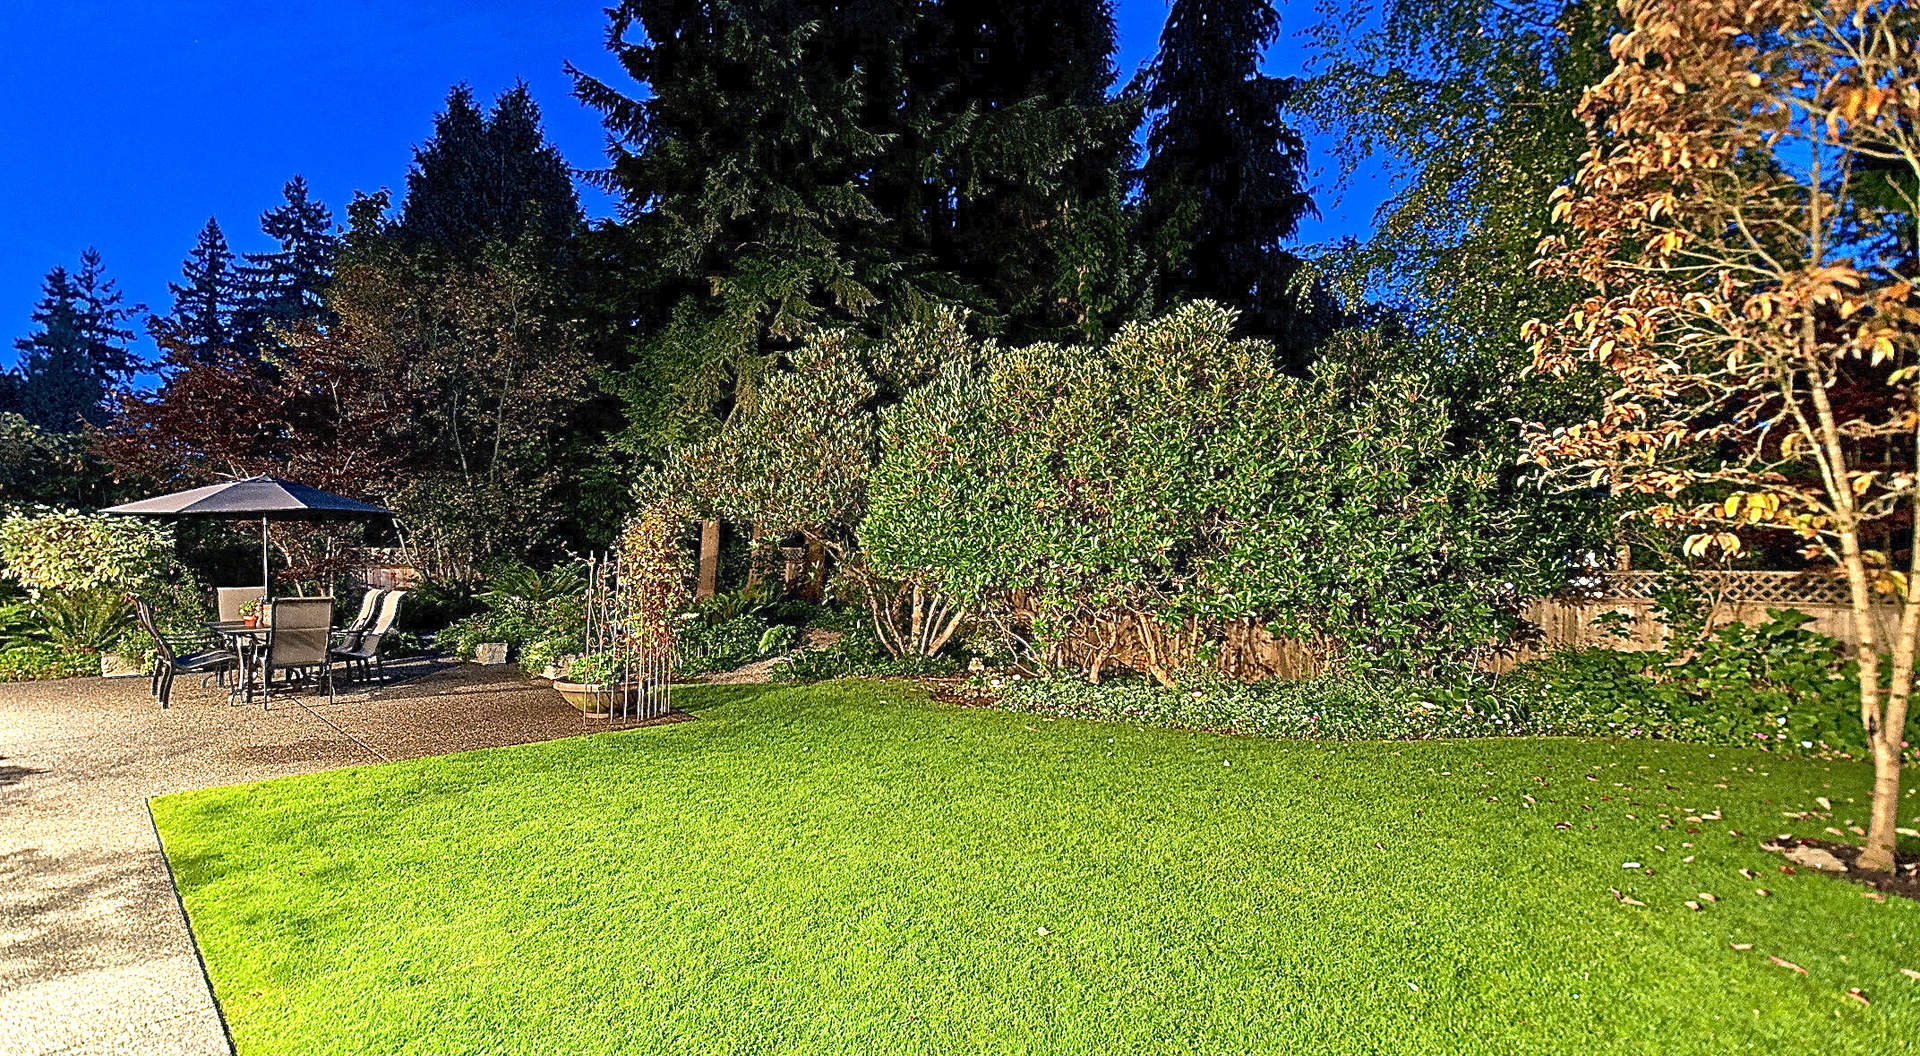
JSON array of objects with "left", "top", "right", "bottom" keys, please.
[{"left": 261, "top": 517, "right": 271, "bottom": 600}]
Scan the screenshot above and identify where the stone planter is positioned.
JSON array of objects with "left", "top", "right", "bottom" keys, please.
[
  {"left": 552, "top": 679, "right": 630, "bottom": 716},
  {"left": 100, "top": 652, "right": 146, "bottom": 679},
  {"left": 473, "top": 642, "right": 509, "bottom": 665}
]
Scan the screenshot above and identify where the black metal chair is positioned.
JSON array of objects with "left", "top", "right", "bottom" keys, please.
[
  {"left": 126, "top": 593, "right": 236, "bottom": 709},
  {"left": 331, "top": 589, "right": 405, "bottom": 685}
]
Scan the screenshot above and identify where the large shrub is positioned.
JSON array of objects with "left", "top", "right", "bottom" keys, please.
[
  {"left": 866, "top": 303, "right": 1593, "bottom": 682},
  {"left": 0, "top": 507, "right": 204, "bottom": 664}
]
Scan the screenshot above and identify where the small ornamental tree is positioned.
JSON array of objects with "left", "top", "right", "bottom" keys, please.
[
  {"left": 643, "top": 311, "right": 975, "bottom": 657},
  {"left": 1526, "top": 0, "right": 1920, "bottom": 871},
  {"left": 619, "top": 505, "right": 690, "bottom": 657}
]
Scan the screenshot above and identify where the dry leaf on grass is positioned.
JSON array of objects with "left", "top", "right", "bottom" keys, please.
[{"left": 1768, "top": 955, "right": 1808, "bottom": 975}]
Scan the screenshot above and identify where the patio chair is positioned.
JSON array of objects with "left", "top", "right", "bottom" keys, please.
[
  {"left": 332, "top": 587, "right": 386, "bottom": 650},
  {"left": 126, "top": 593, "right": 236, "bottom": 709},
  {"left": 250, "top": 597, "right": 335, "bottom": 708},
  {"left": 216, "top": 586, "right": 267, "bottom": 624},
  {"left": 331, "top": 589, "right": 405, "bottom": 685}
]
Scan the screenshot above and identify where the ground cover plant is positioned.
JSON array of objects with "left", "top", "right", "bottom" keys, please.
[{"left": 155, "top": 681, "right": 1918, "bottom": 1055}]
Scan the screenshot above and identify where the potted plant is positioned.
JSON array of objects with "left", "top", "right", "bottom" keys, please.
[
  {"left": 237, "top": 598, "right": 263, "bottom": 628},
  {"left": 552, "top": 653, "right": 625, "bottom": 715}
]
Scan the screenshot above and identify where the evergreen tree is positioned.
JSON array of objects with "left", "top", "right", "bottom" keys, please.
[
  {"left": 570, "top": 0, "right": 950, "bottom": 452},
  {"left": 572, "top": 0, "right": 1146, "bottom": 453},
  {"left": 14, "top": 250, "right": 141, "bottom": 431},
  {"left": 235, "top": 176, "right": 338, "bottom": 349},
  {"left": 913, "top": 0, "right": 1145, "bottom": 342},
  {"left": 397, "top": 83, "right": 583, "bottom": 256},
  {"left": 1139, "top": 0, "right": 1321, "bottom": 360},
  {"left": 155, "top": 217, "right": 240, "bottom": 361}
]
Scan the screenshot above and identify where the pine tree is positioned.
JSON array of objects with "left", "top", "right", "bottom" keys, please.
[
  {"left": 155, "top": 218, "right": 240, "bottom": 361},
  {"left": 14, "top": 250, "right": 141, "bottom": 431},
  {"left": 1139, "top": 0, "right": 1321, "bottom": 360},
  {"left": 398, "top": 83, "right": 583, "bottom": 256},
  {"left": 235, "top": 176, "right": 339, "bottom": 349}
]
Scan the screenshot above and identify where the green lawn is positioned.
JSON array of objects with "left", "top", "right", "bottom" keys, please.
[{"left": 152, "top": 681, "right": 1920, "bottom": 1055}]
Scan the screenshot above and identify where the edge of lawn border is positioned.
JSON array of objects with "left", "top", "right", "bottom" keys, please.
[{"left": 146, "top": 796, "right": 239, "bottom": 1056}]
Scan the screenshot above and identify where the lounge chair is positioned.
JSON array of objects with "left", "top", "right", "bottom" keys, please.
[
  {"left": 126, "top": 593, "right": 236, "bottom": 709},
  {"left": 249, "top": 597, "right": 335, "bottom": 708},
  {"left": 333, "top": 587, "right": 386, "bottom": 650},
  {"left": 331, "top": 590, "right": 405, "bottom": 685}
]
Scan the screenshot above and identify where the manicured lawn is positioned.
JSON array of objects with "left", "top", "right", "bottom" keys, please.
[{"left": 152, "top": 681, "right": 1919, "bottom": 1055}]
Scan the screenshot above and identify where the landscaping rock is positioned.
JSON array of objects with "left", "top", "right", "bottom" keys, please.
[{"left": 1785, "top": 844, "right": 1848, "bottom": 873}]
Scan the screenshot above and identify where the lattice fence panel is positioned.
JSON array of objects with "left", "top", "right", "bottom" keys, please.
[{"left": 1562, "top": 570, "right": 1854, "bottom": 606}]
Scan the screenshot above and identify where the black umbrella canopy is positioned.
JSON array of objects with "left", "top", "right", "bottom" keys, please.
[
  {"left": 102, "top": 475, "right": 392, "bottom": 521},
  {"left": 103, "top": 475, "right": 392, "bottom": 601}
]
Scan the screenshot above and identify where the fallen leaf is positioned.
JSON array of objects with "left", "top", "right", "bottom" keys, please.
[
  {"left": 1756, "top": 888, "right": 1773, "bottom": 897},
  {"left": 1900, "top": 968, "right": 1920, "bottom": 982},
  {"left": 1845, "top": 989, "right": 1870, "bottom": 1006},
  {"left": 1768, "top": 955, "right": 1808, "bottom": 975},
  {"left": 1730, "top": 942, "right": 1754, "bottom": 951},
  {"left": 1740, "top": 868, "right": 1758, "bottom": 879},
  {"left": 1698, "top": 892, "right": 1717, "bottom": 902},
  {"left": 1817, "top": 796, "right": 1833, "bottom": 810},
  {"left": 1684, "top": 900, "right": 1702, "bottom": 911},
  {"left": 1609, "top": 888, "right": 1647, "bottom": 907}
]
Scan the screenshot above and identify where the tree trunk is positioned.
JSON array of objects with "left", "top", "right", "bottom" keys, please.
[{"left": 697, "top": 520, "right": 720, "bottom": 599}]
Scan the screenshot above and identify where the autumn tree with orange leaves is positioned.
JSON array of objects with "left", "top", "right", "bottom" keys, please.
[{"left": 1527, "top": 0, "right": 1919, "bottom": 871}]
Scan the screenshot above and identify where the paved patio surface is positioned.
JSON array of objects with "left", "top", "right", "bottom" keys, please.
[{"left": 0, "top": 658, "right": 614, "bottom": 1056}]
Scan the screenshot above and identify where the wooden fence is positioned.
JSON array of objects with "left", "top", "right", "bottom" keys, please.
[
  {"left": 1043, "top": 570, "right": 1887, "bottom": 682},
  {"left": 1521, "top": 570, "right": 1892, "bottom": 657}
]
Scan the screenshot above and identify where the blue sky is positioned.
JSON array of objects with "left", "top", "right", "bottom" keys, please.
[{"left": 0, "top": 0, "right": 1388, "bottom": 368}]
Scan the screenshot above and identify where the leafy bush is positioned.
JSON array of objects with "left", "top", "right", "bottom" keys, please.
[
  {"left": 0, "top": 507, "right": 205, "bottom": 662},
  {"left": 0, "top": 644, "right": 95, "bottom": 682},
  {"left": 33, "top": 586, "right": 138, "bottom": 655},
  {"left": 0, "top": 508, "right": 178, "bottom": 594},
  {"left": 770, "top": 620, "right": 958, "bottom": 683},
  {"left": 520, "top": 634, "right": 584, "bottom": 674},
  {"left": 867, "top": 305, "right": 1598, "bottom": 680},
  {"left": 970, "top": 609, "right": 1904, "bottom": 758},
  {"left": 0, "top": 601, "right": 45, "bottom": 650},
  {"left": 691, "top": 585, "right": 776, "bottom": 625},
  {"left": 679, "top": 615, "right": 773, "bottom": 675},
  {"left": 435, "top": 561, "right": 586, "bottom": 661},
  {"left": 757, "top": 623, "right": 800, "bottom": 656},
  {"left": 397, "top": 576, "right": 483, "bottom": 632},
  {"left": 1498, "top": 609, "right": 1873, "bottom": 754},
  {"left": 988, "top": 670, "right": 1552, "bottom": 741}
]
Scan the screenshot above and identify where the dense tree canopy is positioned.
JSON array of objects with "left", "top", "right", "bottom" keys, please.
[{"left": 570, "top": 0, "right": 1142, "bottom": 456}]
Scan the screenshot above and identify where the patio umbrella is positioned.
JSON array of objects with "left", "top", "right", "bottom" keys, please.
[{"left": 102, "top": 475, "right": 394, "bottom": 599}]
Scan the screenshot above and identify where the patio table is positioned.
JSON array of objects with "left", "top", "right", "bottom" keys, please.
[{"left": 205, "top": 621, "right": 270, "bottom": 702}]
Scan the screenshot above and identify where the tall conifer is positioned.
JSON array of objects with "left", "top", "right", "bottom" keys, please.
[{"left": 1139, "top": 0, "right": 1321, "bottom": 360}]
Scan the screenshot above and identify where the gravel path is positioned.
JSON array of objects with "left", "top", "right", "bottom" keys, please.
[{"left": 0, "top": 658, "right": 611, "bottom": 1056}]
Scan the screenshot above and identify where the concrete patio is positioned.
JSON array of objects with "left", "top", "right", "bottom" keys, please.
[{"left": 0, "top": 658, "right": 625, "bottom": 1056}]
